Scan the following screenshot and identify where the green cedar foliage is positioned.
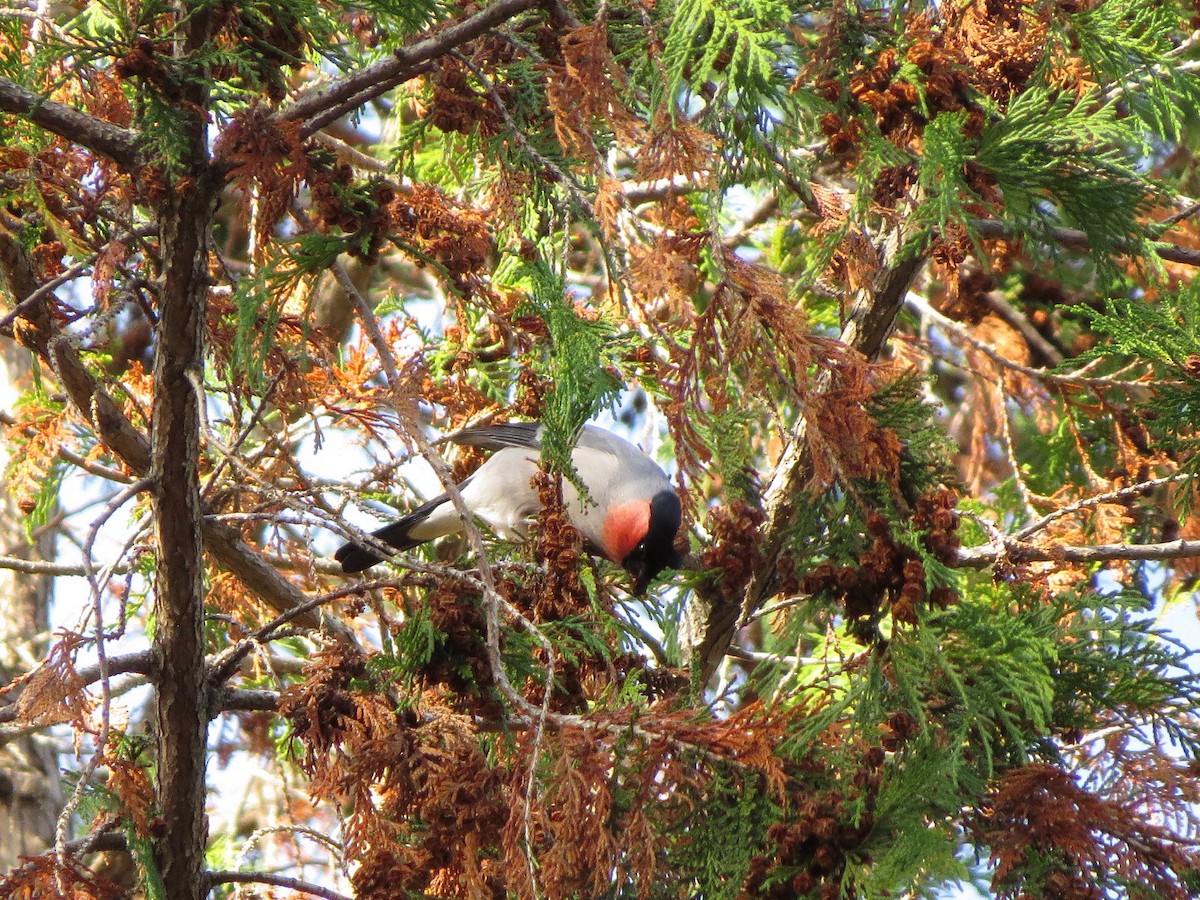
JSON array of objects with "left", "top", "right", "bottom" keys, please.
[{"left": 7, "top": 1, "right": 1200, "bottom": 899}]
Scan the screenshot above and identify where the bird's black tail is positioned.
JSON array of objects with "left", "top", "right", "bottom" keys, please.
[{"left": 334, "top": 499, "right": 443, "bottom": 573}]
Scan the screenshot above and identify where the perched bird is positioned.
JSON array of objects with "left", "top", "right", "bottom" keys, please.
[{"left": 335, "top": 422, "right": 683, "bottom": 594}]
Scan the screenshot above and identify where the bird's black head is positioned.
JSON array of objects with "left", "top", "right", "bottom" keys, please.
[{"left": 621, "top": 490, "right": 683, "bottom": 595}]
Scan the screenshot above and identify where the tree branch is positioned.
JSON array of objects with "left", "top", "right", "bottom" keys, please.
[
  {"left": 691, "top": 209, "right": 929, "bottom": 681},
  {"left": 278, "top": 0, "right": 541, "bottom": 137},
  {"left": 971, "top": 217, "right": 1200, "bottom": 269},
  {"left": 955, "top": 537, "right": 1200, "bottom": 568},
  {"left": 0, "top": 77, "right": 140, "bottom": 168},
  {"left": 205, "top": 871, "right": 353, "bottom": 900},
  {"left": 0, "top": 229, "right": 354, "bottom": 639},
  {"left": 217, "top": 687, "right": 279, "bottom": 714},
  {"left": 0, "top": 555, "right": 133, "bottom": 577},
  {"left": 0, "top": 650, "right": 157, "bottom": 726}
]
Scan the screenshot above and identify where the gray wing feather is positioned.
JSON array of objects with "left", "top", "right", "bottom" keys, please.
[
  {"left": 453, "top": 422, "right": 643, "bottom": 459},
  {"left": 452, "top": 422, "right": 545, "bottom": 451}
]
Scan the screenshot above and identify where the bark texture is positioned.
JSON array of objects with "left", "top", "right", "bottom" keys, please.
[
  {"left": 149, "top": 10, "right": 219, "bottom": 897},
  {"left": 0, "top": 341, "right": 58, "bottom": 875}
]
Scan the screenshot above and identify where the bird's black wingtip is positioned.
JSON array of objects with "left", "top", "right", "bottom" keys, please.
[{"left": 333, "top": 542, "right": 380, "bottom": 574}]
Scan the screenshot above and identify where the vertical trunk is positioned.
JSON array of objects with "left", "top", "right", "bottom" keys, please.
[
  {"left": 0, "top": 344, "right": 58, "bottom": 874},
  {"left": 150, "top": 9, "right": 218, "bottom": 896},
  {"left": 151, "top": 177, "right": 215, "bottom": 898}
]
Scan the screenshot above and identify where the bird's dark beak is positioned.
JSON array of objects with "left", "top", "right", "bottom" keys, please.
[
  {"left": 629, "top": 559, "right": 651, "bottom": 596},
  {"left": 628, "top": 550, "right": 684, "bottom": 596}
]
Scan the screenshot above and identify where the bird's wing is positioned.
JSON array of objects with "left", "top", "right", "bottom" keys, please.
[
  {"left": 452, "top": 422, "right": 544, "bottom": 451},
  {"left": 453, "top": 422, "right": 642, "bottom": 459}
]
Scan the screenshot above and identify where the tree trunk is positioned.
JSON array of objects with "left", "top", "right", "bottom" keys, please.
[
  {"left": 149, "top": 9, "right": 219, "bottom": 894},
  {"left": 0, "top": 342, "right": 59, "bottom": 874}
]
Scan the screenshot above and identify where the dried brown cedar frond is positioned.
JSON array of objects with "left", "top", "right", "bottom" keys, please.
[
  {"left": 83, "top": 68, "right": 133, "bottom": 128},
  {"left": 389, "top": 184, "right": 495, "bottom": 293},
  {"left": 593, "top": 175, "right": 625, "bottom": 244},
  {"left": 806, "top": 362, "right": 904, "bottom": 491},
  {"left": 5, "top": 396, "right": 74, "bottom": 517},
  {"left": 426, "top": 59, "right": 503, "bottom": 138},
  {"left": 284, "top": 643, "right": 509, "bottom": 898},
  {"left": 90, "top": 237, "right": 130, "bottom": 314},
  {"left": 212, "top": 106, "right": 307, "bottom": 243},
  {"left": 503, "top": 728, "right": 621, "bottom": 898},
  {"left": 353, "top": 846, "right": 434, "bottom": 899},
  {"left": 0, "top": 852, "right": 125, "bottom": 900},
  {"left": 279, "top": 642, "right": 374, "bottom": 769},
  {"left": 982, "top": 763, "right": 1199, "bottom": 899},
  {"left": 103, "top": 754, "right": 155, "bottom": 840},
  {"left": 701, "top": 499, "right": 766, "bottom": 603},
  {"left": 559, "top": 22, "right": 642, "bottom": 144},
  {"left": 545, "top": 68, "right": 598, "bottom": 165},
  {"left": 628, "top": 234, "right": 703, "bottom": 326},
  {"left": 487, "top": 165, "right": 534, "bottom": 238},
  {"left": 423, "top": 581, "right": 497, "bottom": 714},
  {"left": 207, "top": 571, "right": 276, "bottom": 629},
  {"left": 11, "top": 631, "right": 91, "bottom": 729},
  {"left": 530, "top": 468, "right": 588, "bottom": 621},
  {"left": 943, "top": 0, "right": 1050, "bottom": 100},
  {"left": 636, "top": 112, "right": 714, "bottom": 184}
]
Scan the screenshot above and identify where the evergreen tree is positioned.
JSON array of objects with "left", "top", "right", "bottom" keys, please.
[{"left": 0, "top": 1, "right": 1199, "bottom": 897}]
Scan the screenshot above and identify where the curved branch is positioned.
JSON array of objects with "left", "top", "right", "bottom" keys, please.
[
  {"left": 691, "top": 209, "right": 930, "bottom": 681},
  {"left": 0, "top": 77, "right": 139, "bottom": 168},
  {"left": 206, "top": 871, "right": 353, "bottom": 900},
  {"left": 971, "top": 217, "right": 1200, "bottom": 269},
  {"left": 279, "top": 0, "right": 541, "bottom": 137}
]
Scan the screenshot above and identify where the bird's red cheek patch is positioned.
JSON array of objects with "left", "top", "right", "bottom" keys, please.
[{"left": 603, "top": 501, "right": 650, "bottom": 563}]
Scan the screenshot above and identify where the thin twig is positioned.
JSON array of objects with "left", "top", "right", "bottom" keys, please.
[
  {"left": 1013, "top": 473, "right": 1193, "bottom": 542},
  {"left": 955, "top": 537, "right": 1200, "bottom": 568},
  {"left": 0, "top": 225, "right": 157, "bottom": 333},
  {"left": 206, "top": 871, "right": 353, "bottom": 900},
  {"left": 53, "top": 476, "right": 150, "bottom": 884}
]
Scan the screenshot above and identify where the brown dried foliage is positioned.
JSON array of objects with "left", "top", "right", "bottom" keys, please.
[
  {"left": 750, "top": 783, "right": 875, "bottom": 900},
  {"left": 636, "top": 111, "right": 715, "bottom": 184},
  {"left": 278, "top": 637, "right": 802, "bottom": 898},
  {"left": 529, "top": 468, "right": 589, "bottom": 621},
  {"left": 422, "top": 580, "right": 499, "bottom": 716},
  {"left": 4, "top": 396, "right": 75, "bottom": 516},
  {"left": 281, "top": 643, "right": 507, "bottom": 899},
  {"left": 5, "top": 632, "right": 92, "bottom": 730},
  {"left": 503, "top": 702, "right": 788, "bottom": 899},
  {"left": 0, "top": 855, "right": 125, "bottom": 900},
  {"left": 103, "top": 753, "right": 156, "bottom": 840},
  {"left": 214, "top": 106, "right": 308, "bottom": 246},
  {"left": 427, "top": 58, "right": 506, "bottom": 138},
  {"left": 389, "top": 184, "right": 496, "bottom": 291},
  {"left": 807, "top": 364, "right": 906, "bottom": 492},
  {"left": 546, "top": 21, "right": 642, "bottom": 181},
  {"left": 979, "top": 763, "right": 1200, "bottom": 899}
]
